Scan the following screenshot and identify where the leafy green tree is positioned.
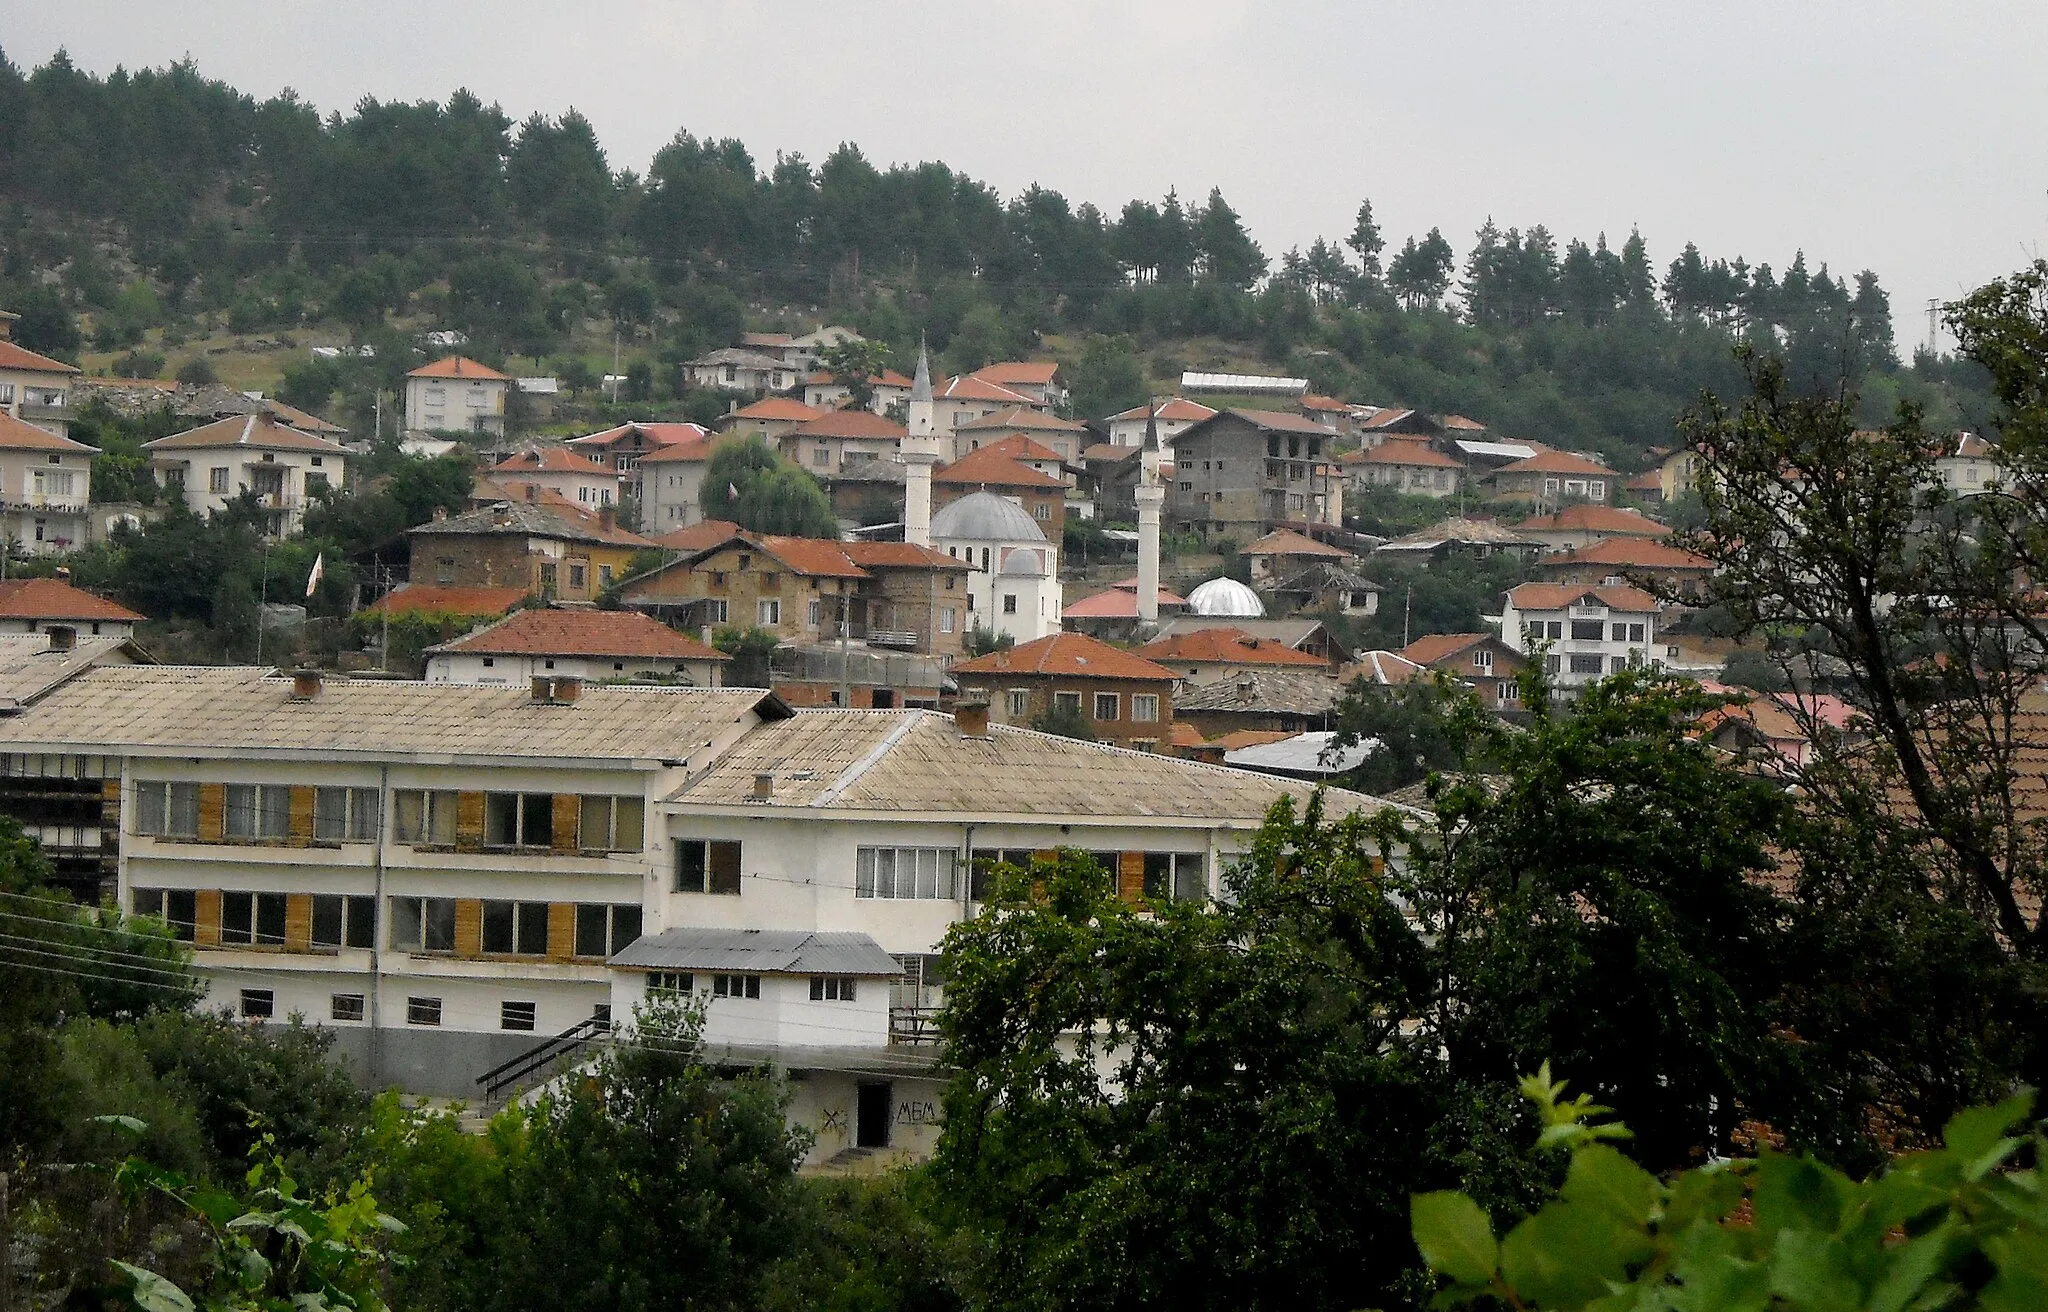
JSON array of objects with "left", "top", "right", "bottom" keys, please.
[
  {"left": 700, "top": 437, "right": 839, "bottom": 537},
  {"left": 714, "top": 624, "right": 780, "bottom": 687},
  {"left": 1329, "top": 675, "right": 1471, "bottom": 794},
  {"left": 1064, "top": 333, "right": 1147, "bottom": 420},
  {"left": 174, "top": 356, "right": 218, "bottom": 386},
  {"left": 276, "top": 355, "right": 343, "bottom": 413},
  {"left": 819, "top": 336, "right": 894, "bottom": 411},
  {"left": 964, "top": 625, "right": 1013, "bottom": 658},
  {"left": 1026, "top": 699, "right": 1094, "bottom": 741}
]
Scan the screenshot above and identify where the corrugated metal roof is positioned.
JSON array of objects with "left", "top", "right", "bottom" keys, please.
[
  {"left": 0, "top": 635, "right": 146, "bottom": 703},
  {"left": 1180, "top": 371, "right": 1308, "bottom": 395},
  {"left": 611, "top": 928, "right": 902, "bottom": 976},
  {"left": 1224, "top": 731, "right": 1375, "bottom": 776}
]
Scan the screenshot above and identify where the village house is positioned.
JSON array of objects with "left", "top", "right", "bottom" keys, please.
[
  {"left": 801, "top": 368, "right": 915, "bottom": 414},
  {"left": 363, "top": 583, "right": 530, "bottom": 626},
  {"left": 635, "top": 430, "right": 719, "bottom": 530},
  {"left": 952, "top": 631, "right": 1177, "bottom": 751},
  {"left": 407, "top": 497, "right": 656, "bottom": 603},
  {"left": 1397, "top": 631, "right": 1528, "bottom": 713},
  {"left": 1512, "top": 503, "right": 1671, "bottom": 552},
  {"left": 968, "top": 361, "right": 1067, "bottom": 410},
  {"left": 1149, "top": 615, "right": 1348, "bottom": 665},
  {"left": 952, "top": 408, "right": 1090, "bottom": 464},
  {"left": 1935, "top": 433, "right": 1998, "bottom": 494},
  {"left": 404, "top": 357, "right": 510, "bottom": 437},
  {"left": 1171, "top": 667, "right": 1346, "bottom": 740},
  {"left": 767, "top": 646, "right": 948, "bottom": 711},
  {"left": 617, "top": 532, "right": 970, "bottom": 657},
  {"left": 1357, "top": 408, "right": 1443, "bottom": 442},
  {"left": 144, "top": 414, "right": 349, "bottom": 538},
  {"left": 1137, "top": 626, "right": 1334, "bottom": 685},
  {"left": 779, "top": 408, "right": 906, "bottom": 475},
  {"left": 1298, "top": 394, "right": 1354, "bottom": 435},
  {"left": 0, "top": 318, "right": 80, "bottom": 439},
  {"left": 934, "top": 446, "right": 1067, "bottom": 537},
  {"left": 1656, "top": 447, "right": 1705, "bottom": 503},
  {"left": 424, "top": 607, "right": 728, "bottom": 687},
  {"left": 1373, "top": 516, "right": 1546, "bottom": 567},
  {"left": 1530, "top": 537, "right": 1716, "bottom": 596},
  {"left": 717, "top": 397, "right": 827, "bottom": 445},
  {"left": 683, "top": 348, "right": 801, "bottom": 395},
  {"left": 1499, "top": 582, "right": 1663, "bottom": 695},
  {"left": 1242, "top": 527, "right": 1351, "bottom": 586},
  {"left": 486, "top": 446, "right": 622, "bottom": 509},
  {"left": 0, "top": 410, "right": 96, "bottom": 553},
  {"left": 1267, "top": 561, "right": 1383, "bottom": 617},
  {"left": 1339, "top": 437, "right": 1463, "bottom": 499},
  {"left": 1060, "top": 579, "right": 1189, "bottom": 640},
  {"left": 0, "top": 576, "right": 145, "bottom": 640},
  {"left": 930, "top": 374, "right": 1041, "bottom": 433},
  {"left": 784, "top": 325, "right": 863, "bottom": 370},
  {"left": 1105, "top": 397, "right": 1215, "bottom": 449},
  {"left": 1486, "top": 448, "right": 1622, "bottom": 505},
  {"left": 565, "top": 421, "right": 710, "bottom": 504},
  {"left": 1165, "top": 409, "right": 1344, "bottom": 541}
]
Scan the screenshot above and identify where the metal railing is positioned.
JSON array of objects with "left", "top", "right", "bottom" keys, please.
[
  {"left": 475, "top": 1014, "right": 611, "bottom": 1100},
  {"left": 889, "top": 1006, "right": 941, "bottom": 1045}
]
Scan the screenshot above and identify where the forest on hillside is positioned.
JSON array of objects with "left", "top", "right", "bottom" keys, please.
[{"left": 0, "top": 49, "right": 1998, "bottom": 463}]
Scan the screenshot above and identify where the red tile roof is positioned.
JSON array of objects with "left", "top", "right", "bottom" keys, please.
[
  {"left": 0, "top": 340, "right": 80, "bottom": 374},
  {"left": 1360, "top": 409, "right": 1418, "bottom": 429},
  {"left": 568, "top": 422, "right": 711, "bottom": 451},
  {"left": 794, "top": 409, "right": 906, "bottom": 439},
  {"left": 1347, "top": 439, "right": 1461, "bottom": 469},
  {"left": 1441, "top": 414, "right": 1488, "bottom": 430},
  {"left": 1299, "top": 394, "right": 1349, "bottom": 412},
  {"left": 435, "top": 607, "right": 726, "bottom": 660},
  {"left": 953, "top": 631, "right": 1177, "bottom": 681},
  {"left": 650, "top": 520, "right": 741, "bottom": 552},
  {"left": 1514, "top": 505, "right": 1668, "bottom": 536},
  {"left": 841, "top": 541, "right": 970, "bottom": 570},
  {"left": 1347, "top": 651, "right": 1428, "bottom": 685},
  {"left": 1168, "top": 721, "right": 1210, "bottom": 749},
  {"left": 679, "top": 533, "right": 872, "bottom": 579},
  {"left": 1209, "top": 728, "right": 1295, "bottom": 750},
  {"left": 1506, "top": 582, "right": 1661, "bottom": 613},
  {"left": 0, "top": 410, "right": 94, "bottom": 452},
  {"left": 936, "top": 448, "right": 1065, "bottom": 489},
  {"left": 363, "top": 584, "right": 530, "bottom": 617},
  {"left": 1399, "top": 632, "right": 1495, "bottom": 666},
  {"left": 0, "top": 577, "right": 144, "bottom": 622},
  {"left": 1110, "top": 398, "right": 1216, "bottom": 423},
  {"left": 731, "top": 397, "right": 826, "bottom": 423},
  {"left": 143, "top": 413, "right": 349, "bottom": 454},
  {"left": 970, "top": 361, "right": 1061, "bottom": 387},
  {"left": 934, "top": 375, "right": 1037, "bottom": 405},
  {"left": 803, "top": 369, "right": 914, "bottom": 389},
  {"left": 955, "top": 406, "right": 1088, "bottom": 432},
  {"left": 740, "top": 332, "right": 793, "bottom": 348},
  {"left": 1138, "top": 627, "right": 1329, "bottom": 667},
  {"left": 1225, "top": 408, "right": 1336, "bottom": 435},
  {"left": 490, "top": 446, "right": 613, "bottom": 475},
  {"left": 407, "top": 356, "right": 510, "bottom": 381},
  {"left": 1540, "top": 538, "right": 1714, "bottom": 570},
  {"left": 1495, "top": 448, "right": 1619, "bottom": 478},
  {"left": 1062, "top": 585, "right": 1187, "bottom": 619},
  {"left": 979, "top": 432, "right": 1067, "bottom": 463},
  {"left": 1245, "top": 528, "right": 1349, "bottom": 559},
  {"left": 259, "top": 398, "right": 345, "bottom": 434},
  {"left": 1625, "top": 471, "right": 1664, "bottom": 491},
  {"left": 635, "top": 436, "right": 717, "bottom": 464}
]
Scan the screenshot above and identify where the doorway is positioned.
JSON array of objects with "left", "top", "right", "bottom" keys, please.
[
  {"left": 856, "top": 1081, "right": 892, "bottom": 1148},
  {"left": 871, "top": 689, "right": 895, "bottom": 709}
]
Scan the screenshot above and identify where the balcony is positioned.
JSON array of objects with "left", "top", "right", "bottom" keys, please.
[
  {"left": 889, "top": 1006, "right": 941, "bottom": 1045},
  {"left": 2, "top": 495, "right": 88, "bottom": 514}
]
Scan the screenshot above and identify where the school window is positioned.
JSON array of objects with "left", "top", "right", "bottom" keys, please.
[
  {"left": 675, "top": 839, "right": 743, "bottom": 894},
  {"left": 1007, "top": 688, "right": 1030, "bottom": 717},
  {"left": 481, "top": 901, "right": 552, "bottom": 956},
  {"left": 407, "top": 997, "right": 443, "bottom": 1026},
  {"left": 1568, "top": 654, "right": 1605, "bottom": 675},
  {"left": 313, "top": 787, "right": 380, "bottom": 842},
  {"left": 501, "top": 1001, "right": 538, "bottom": 1032},
  {"left": 574, "top": 903, "right": 643, "bottom": 958},
  {"left": 810, "top": 977, "right": 858, "bottom": 1001},
  {"left": 220, "top": 891, "right": 288, "bottom": 946},
  {"left": 484, "top": 792, "right": 554, "bottom": 847},
  {"left": 1142, "top": 852, "right": 1207, "bottom": 903},
  {"left": 392, "top": 790, "right": 458, "bottom": 845},
  {"left": 390, "top": 897, "right": 458, "bottom": 952},
  {"left": 1546, "top": 621, "right": 1563, "bottom": 639},
  {"left": 310, "top": 894, "right": 376, "bottom": 949},
  {"left": 1054, "top": 691, "right": 1082, "bottom": 714},
  {"left": 1627, "top": 623, "right": 1645, "bottom": 642},
  {"left": 759, "top": 599, "right": 781, "bottom": 625},
  {"left": 648, "top": 971, "right": 693, "bottom": 996},
  {"left": 209, "top": 467, "right": 230, "bottom": 494},
  {"left": 330, "top": 993, "right": 365, "bottom": 1022},
  {"left": 1002, "top": 594, "right": 1018, "bottom": 614},
  {"left": 1610, "top": 622, "right": 1629, "bottom": 642},
  {"left": 131, "top": 888, "right": 197, "bottom": 940},
  {"left": 855, "top": 846, "right": 959, "bottom": 900},
  {"left": 578, "top": 795, "right": 644, "bottom": 852},
  {"left": 1131, "top": 694, "right": 1159, "bottom": 722},
  {"left": 711, "top": 973, "right": 761, "bottom": 999},
  {"left": 224, "top": 784, "right": 291, "bottom": 840},
  {"left": 239, "top": 989, "right": 274, "bottom": 1020},
  {"left": 133, "top": 781, "right": 200, "bottom": 838},
  {"left": 1093, "top": 692, "right": 1119, "bottom": 721},
  {"left": 1569, "top": 620, "right": 1603, "bottom": 641}
]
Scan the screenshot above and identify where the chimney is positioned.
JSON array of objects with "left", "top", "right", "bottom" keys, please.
[
  {"left": 524, "top": 483, "right": 539, "bottom": 502},
  {"left": 599, "top": 506, "right": 616, "bottom": 533},
  {"left": 532, "top": 675, "right": 554, "bottom": 702},
  {"left": 954, "top": 700, "right": 990, "bottom": 737},
  {"left": 45, "top": 625, "right": 76, "bottom": 652},
  {"left": 289, "top": 668, "right": 323, "bottom": 699},
  {"left": 492, "top": 502, "right": 512, "bottom": 526},
  {"left": 432, "top": 506, "right": 448, "bottom": 522},
  {"left": 551, "top": 675, "right": 583, "bottom": 703},
  {"left": 752, "top": 771, "right": 776, "bottom": 799},
  {"left": 1235, "top": 674, "right": 1255, "bottom": 705}
]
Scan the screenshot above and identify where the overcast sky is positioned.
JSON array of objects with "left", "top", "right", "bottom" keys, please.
[{"left": 11, "top": 1, "right": 2045, "bottom": 351}]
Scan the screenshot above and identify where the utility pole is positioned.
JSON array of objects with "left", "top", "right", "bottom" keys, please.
[{"left": 1403, "top": 585, "right": 1413, "bottom": 649}]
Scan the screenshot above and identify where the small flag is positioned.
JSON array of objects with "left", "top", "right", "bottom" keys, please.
[
  {"left": 305, "top": 552, "right": 324, "bottom": 598},
  {"left": 728, "top": 482, "right": 741, "bottom": 500}
]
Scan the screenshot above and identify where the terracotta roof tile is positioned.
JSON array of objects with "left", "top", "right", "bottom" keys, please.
[
  {"left": 955, "top": 405, "right": 1087, "bottom": 432},
  {"left": 1138, "top": 627, "right": 1329, "bottom": 667},
  {"left": 362, "top": 584, "right": 530, "bottom": 617},
  {"left": 259, "top": 398, "right": 345, "bottom": 433},
  {"left": 970, "top": 361, "right": 1061, "bottom": 387},
  {"left": 1399, "top": 632, "right": 1502, "bottom": 666},
  {"left": 1347, "top": 440, "right": 1461, "bottom": 469},
  {"left": 568, "top": 422, "right": 711, "bottom": 451},
  {"left": 1514, "top": 505, "right": 1668, "bottom": 536},
  {"left": 1110, "top": 398, "right": 1216, "bottom": 423},
  {"left": 1168, "top": 720, "right": 1209, "bottom": 749},
  {"left": 1246, "top": 528, "right": 1349, "bottom": 558},
  {"left": 651, "top": 520, "right": 741, "bottom": 552},
  {"left": 953, "top": 631, "right": 1176, "bottom": 681},
  {"left": 1539, "top": 538, "right": 1713, "bottom": 570},
  {"left": 406, "top": 356, "right": 510, "bottom": 381},
  {"left": 936, "top": 448, "right": 1065, "bottom": 489},
  {"left": 635, "top": 436, "right": 717, "bottom": 464},
  {"left": 1062, "top": 585, "right": 1186, "bottom": 618},
  {"left": 803, "top": 369, "right": 914, "bottom": 389},
  {"left": 731, "top": 397, "right": 826, "bottom": 422},
  {"left": 793, "top": 409, "right": 906, "bottom": 439},
  {"left": 934, "top": 375, "right": 1036, "bottom": 405},
  {"left": 0, "top": 577, "right": 145, "bottom": 622},
  {"left": 1495, "top": 448, "right": 1619, "bottom": 477},
  {"left": 490, "top": 446, "right": 614, "bottom": 475},
  {"left": 0, "top": 411, "right": 95, "bottom": 453},
  {"left": 1506, "top": 582, "right": 1662, "bottom": 612},
  {"left": 979, "top": 432, "right": 1067, "bottom": 462},
  {"left": 840, "top": 541, "right": 969, "bottom": 570},
  {"left": 142, "top": 413, "right": 350, "bottom": 455},
  {"left": 0, "top": 341, "right": 80, "bottom": 374},
  {"left": 1299, "top": 394, "right": 1349, "bottom": 412},
  {"left": 432, "top": 607, "right": 726, "bottom": 661}
]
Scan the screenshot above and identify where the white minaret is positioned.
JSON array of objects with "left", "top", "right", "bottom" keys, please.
[
  {"left": 1135, "top": 400, "right": 1164, "bottom": 626},
  {"left": 902, "top": 337, "right": 940, "bottom": 548}
]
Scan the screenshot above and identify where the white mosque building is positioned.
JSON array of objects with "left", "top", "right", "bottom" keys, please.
[{"left": 932, "top": 492, "right": 1061, "bottom": 643}]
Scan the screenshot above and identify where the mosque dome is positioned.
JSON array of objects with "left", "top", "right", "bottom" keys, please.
[
  {"left": 930, "top": 490, "right": 1048, "bottom": 544},
  {"left": 998, "top": 547, "right": 1049, "bottom": 576},
  {"left": 1186, "top": 577, "right": 1265, "bottom": 618}
]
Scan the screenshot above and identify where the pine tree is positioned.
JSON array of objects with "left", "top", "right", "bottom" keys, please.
[
  {"left": 1619, "top": 227, "right": 1657, "bottom": 308},
  {"left": 1346, "top": 199, "right": 1385, "bottom": 282}
]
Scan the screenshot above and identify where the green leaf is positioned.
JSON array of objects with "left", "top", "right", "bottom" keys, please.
[
  {"left": 1411, "top": 1191, "right": 1500, "bottom": 1286},
  {"left": 1751, "top": 1155, "right": 1851, "bottom": 1240},
  {"left": 1562, "top": 1143, "right": 1662, "bottom": 1228},
  {"left": 111, "top": 1261, "right": 196, "bottom": 1312},
  {"left": 1767, "top": 1229, "right": 1860, "bottom": 1312},
  {"left": 88, "top": 1114, "right": 148, "bottom": 1136},
  {"left": 1867, "top": 1222, "right": 1957, "bottom": 1312},
  {"left": 1941, "top": 1090, "right": 2034, "bottom": 1163},
  {"left": 1499, "top": 1202, "right": 1655, "bottom": 1308},
  {"left": 1666, "top": 1162, "right": 1747, "bottom": 1236}
]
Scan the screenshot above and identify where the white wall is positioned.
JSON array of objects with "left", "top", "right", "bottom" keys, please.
[
  {"left": 643, "top": 460, "right": 709, "bottom": 528},
  {"left": 159, "top": 447, "right": 342, "bottom": 536},
  {"left": 406, "top": 376, "right": 506, "bottom": 436},
  {"left": 426, "top": 653, "right": 724, "bottom": 687}
]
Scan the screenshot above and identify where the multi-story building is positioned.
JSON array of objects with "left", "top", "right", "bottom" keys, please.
[
  {"left": 800, "top": 368, "right": 914, "bottom": 415},
  {"left": 1338, "top": 437, "right": 1463, "bottom": 500},
  {"left": 934, "top": 447, "right": 1067, "bottom": 538},
  {"left": 950, "top": 408, "right": 1089, "bottom": 463},
  {"left": 1136, "top": 626, "right": 1334, "bottom": 686},
  {"left": 930, "top": 492, "right": 1061, "bottom": 644},
  {"left": 423, "top": 608, "right": 729, "bottom": 687},
  {"left": 564, "top": 422, "right": 711, "bottom": 507},
  {"left": 968, "top": 361, "right": 1067, "bottom": 410},
  {"left": 636, "top": 432, "right": 718, "bottom": 530},
  {"left": 1511, "top": 504, "right": 1671, "bottom": 552},
  {"left": 407, "top": 497, "right": 656, "bottom": 603},
  {"left": 953, "top": 632, "right": 1177, "bottom": 751},
  {"left": 684, "top": 349, "right": 801, "bottom": 395},
  {"left": 0, "top": 411, "right": 96, "bottom": 552},
  {"left": 1499, "top": 582, "right": 1662, "bottom": 694},
  {"left": 1165, "top": 409, "right": 1343, "bottom": 542},
  {"left": 1529, "top": 537, "right": 1715, "bottom": 597},
  {"left": 1104, "top": 398, "right": 1215, "bottom": 450},
  {"left": 1485, "top": 449, "right": 1622, "bottom": 506},
  {"left": 1397, "top": 632, "right": 1528, "bottom": 713},
  {"left": 779, "top": 409, "right": 906, "bottom": 476},
  {"left": 718, "top": 397, "right": 826, "bottom": 445},
  {"left": 0, "top": 318, "right": 80, "bottom": 439},
  {"left": 930, "top": 374, "right": 1040, "bottom": 434},
  {"left": 144, "top": 414, "right": 349, "bottom": 537},
  {"left": 404, "top": 357, "right": 510, "bottom": 437},
  {"left": 485, "top": 447, "right": 622, "bottom": 509},
  {"left": 0, "top": 662, "right": 1398, "bottom": 1163}
]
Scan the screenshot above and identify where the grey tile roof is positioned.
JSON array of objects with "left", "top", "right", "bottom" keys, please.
[
  {"left": 611, "top": 928, "right": 902, "bottom": 976},
  {"left": 0, "top": 666, "right": 779, "bottom": 765},
  {"left": 671, "top": 707, "right": 1402, "bottom": 822},
  {"left": 1175, "top": 669, "right": 1348, "bottom": 716},
  {"left": 0, "top": 635, "right": 147, "bottom": 705},
  {"left": 1153, "top": 617, "right": 1332, "bottom": 651}
]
